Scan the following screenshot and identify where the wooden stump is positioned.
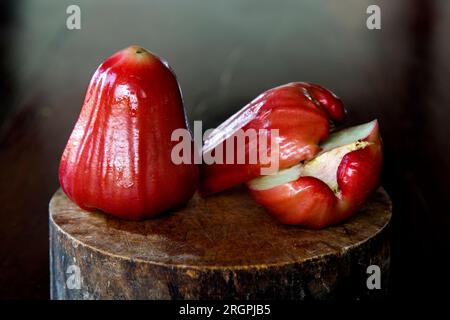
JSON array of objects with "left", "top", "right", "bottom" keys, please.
[{"left": 49, "top": 187, "right": 392, "bottom": 300}]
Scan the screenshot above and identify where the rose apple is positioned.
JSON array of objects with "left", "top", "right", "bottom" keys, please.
[
  {"left": 248, "top": 120, "right": 382, "bottom": 229},
  {"left": 200, "top": 82, "right": 345, "bottom": 195},
  {"left": 59, "top": 46, "right": 198, "bottom": 220}
]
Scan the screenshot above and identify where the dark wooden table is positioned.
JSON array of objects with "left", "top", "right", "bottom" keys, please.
[{"left": 1, "top": 0, "right": 449, "bottom": 299}]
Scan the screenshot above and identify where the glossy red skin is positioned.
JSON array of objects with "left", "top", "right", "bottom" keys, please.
[
  {"left": 59, "top": 46, "right": 198, "bottom": 220},
  {"left": 249, "top": 122, "right": 382, "bottom": 229},
  {"left": 200, "top": 82, "right": 345, "bottom": 195}
]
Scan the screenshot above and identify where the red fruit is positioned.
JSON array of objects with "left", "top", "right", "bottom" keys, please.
[
  {"left": 248, "top": 120, "right": 382, "bottom": 229},
  {"left": 59, "top": 46, "right": 198, "bottom": 220},
  {"left": 200, "top": 82, "right": 345, "bottom": 195}
]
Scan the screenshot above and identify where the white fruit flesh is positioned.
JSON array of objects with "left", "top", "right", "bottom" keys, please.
[
  {"left": 320, "top": 120, "right": 376, "bottom": 152},
  {"left": 248, "top": 120, "right": 376, "bottom": 191}
]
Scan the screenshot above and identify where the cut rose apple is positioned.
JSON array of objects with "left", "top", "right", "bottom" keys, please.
[
  {"left": 247, "top": 120, "right": 382, "bottom": 229},
  {"left": 200, "top": 82, "right": 346, "bottom": 195}
]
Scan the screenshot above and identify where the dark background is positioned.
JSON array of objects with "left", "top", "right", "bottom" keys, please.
[{"left": 1, "top": 0, "right": 449, "bottom": 300}]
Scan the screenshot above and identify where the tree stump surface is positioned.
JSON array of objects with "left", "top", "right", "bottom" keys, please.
[{"left": 49, "top": 187, "right": 392, "bottom": 300}]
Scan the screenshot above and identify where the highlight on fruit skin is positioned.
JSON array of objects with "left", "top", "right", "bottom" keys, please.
[
  {"left": 248, "top": 120, "right": 383, "bottom": 229},
  {"left": 200, "top": 82, "right": 346, "bottom": 196},
  {"left": 59, "top": 46, "right": 198, "bottom": 220}
]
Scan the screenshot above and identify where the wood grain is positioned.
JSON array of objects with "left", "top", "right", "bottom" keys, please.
[{"left": 50, "top": 187, "right": 391, "bottom": 300}]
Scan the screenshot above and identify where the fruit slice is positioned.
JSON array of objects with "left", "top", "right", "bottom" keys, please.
[
  {"left": 248, "top": 120, "right": 382, "bottom": 229},
  {"left": 59, "top": 46, "right": 198, "bottom": 220},
  {"left": 200, "top": 82, "right": 345, "bottom": 195}
]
